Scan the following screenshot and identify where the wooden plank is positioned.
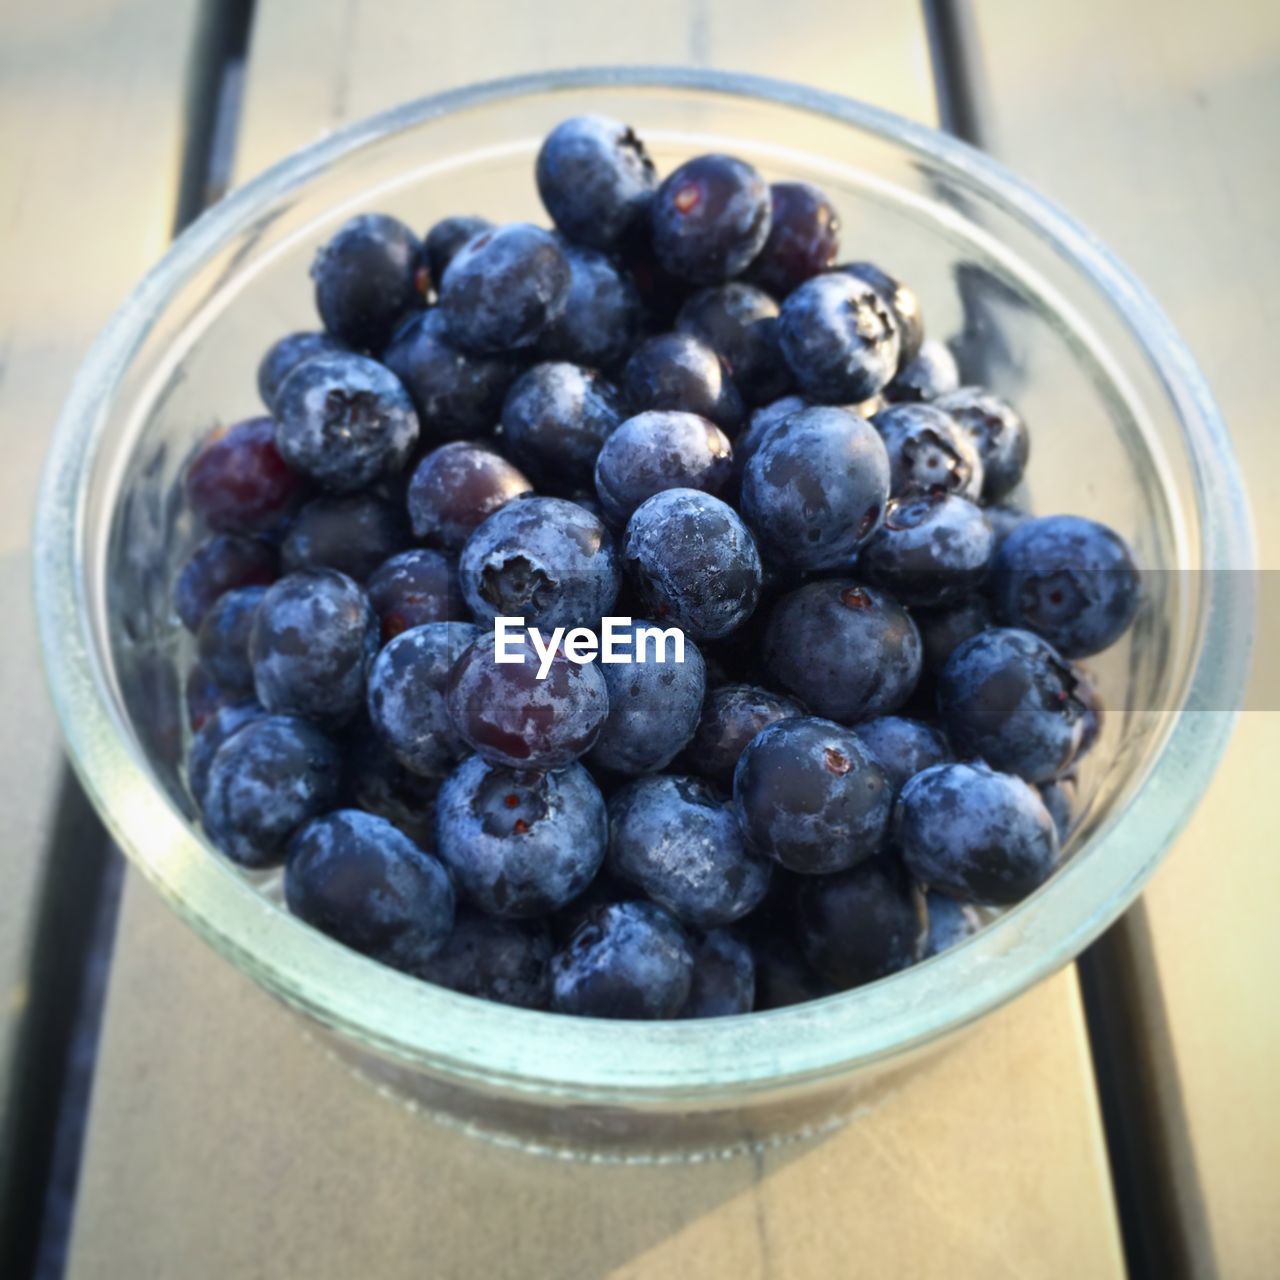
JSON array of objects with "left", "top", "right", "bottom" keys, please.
[
  {"left": 67, "top": 3, "right": 1122, "bottom": 1275},
  {"left": 0, "top": 0, "right": 207, "bottom": 1257},
  {"left": 964, "top": 2, "right": 1280, "bottom": 1275}
]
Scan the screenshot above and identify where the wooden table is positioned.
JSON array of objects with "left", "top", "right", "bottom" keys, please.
[{"left": 1, "top": 1, "right": 1274, "bottom": 1276}]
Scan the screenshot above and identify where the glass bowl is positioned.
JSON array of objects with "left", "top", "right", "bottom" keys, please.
[{"left": 34, "top": 67, "right": 1253, "bottom": 1159}]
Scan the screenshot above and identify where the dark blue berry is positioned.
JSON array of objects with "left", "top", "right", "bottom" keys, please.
[
  {"left": 608, "top": 774, "right": 771, "bottom": 926},
  {"left": 594, "top": 410, "right": 732, "bottom": 525},
  {"left": 621, "top": 332, "right": 745, "bottom": 433},
  {"left": 746, "top": 182, "right": 840, "bottom": 298},
  {"left": 740, "top": 405, "right": 889, "bottom": 569},
  {"left": 423, "top": 215, "right": 493, "bottom": 287},
  {"left": 871, "top": 402, "right": 983, "bottom": 499},
  {"left": 187, "top": 700, "right": 265, "bottom": 810},
  {"left": 500, "top": 362, "right": 623, "bottom": 493},
  {"left": 459, "top": 496, "right": 619, "bottom": 632},
  {"left": 537, "top": 245, "right": 643, "bottom": 371},
  {"left": 730, "top": 394, "right": 808, "bottom": 483},
  {"left": 551, "top": 901, "right": 693, "bottom": 1019},
  {"left": 652, "top": 154, "right": 771, "bottom": 284},
  {"left": 923, "top": 891, "right": 981, "bottom": 957},
  {"left": 535, "top": 115, "right": 657, "bottom": 251},
  {"left": 681, "top": 683, "right": 803, "bottom": 789},
  {"left": 311, "top": 213, "right": 426, "bottom": 350},
  {"left": 201, "top": 715, "right": 342, "bottom": 868},
  {"left": 623, "top": 489, "right": 761, "bottom": 640},
  {"left": 936, "top": 386, "right": 1030, "bottom": 500},
  {"left": 916, "top": 594, "right": 994, "bottom": 676},
  {"left": 174, "top": 534, "right": 278, "bottom": 632},
  {"left": 196, "top": 585, "right": 266, "bottom": 695},
  {"left": 274, "top": 352, "right": 418, "bottom": 492},
  {"left": 896, "top": 761, "right": 1059, "bottom": 904},
  {"left": 854, "top": 715, "right": 952, "bottom": 795},
  {"left": 987, "top": 503, "right": 1030, "bottom": 549},
  {"left": 185, "top": 663, "right": 232, "bottom": 731},
  {"left": 751, "top": 932, "right": 832, "bottom": 1010},
  {"left": 257, "top": 332, "right": 347, "bottom": 412},
  {"left": 281, "top": 492, "right": 409, "bottom": 582},
  {"left": 382, "top": 309, "right": 522, "bottom": 441},
  {"left": 840, "top": 262, "right": 924, "bottom": 366},
  {"left": 406, "top": 440, "right": 532, "bottom": 550},
  {"left": 284, "top": 810, "right": 454, "bottom": 970},
  {"left": 763, "top": 582, "right": 921, "bottom": 723},
  {"left": 938, "top": 628, "right": 1084, "bottom": 783},
  {"left": 795, "top": 859, "right": 923, "bottom": 989},
  {"left": 249, "top": 569, "right": 379, "bottom": 727},
  {"left": 365, "top": 548, "right": 463, "bottom": 643},
  {"left": 887, "top": 338, "right": 960, "bottom": 403},
  {"left": 418, "top": 908, "right": 552, "bottom": 1008},
  {"left": 342, "top": 719, "right": 441, "bottom": 848},
  {"left": 676, "top": 283, "right": 791, "bottom": 406},
  {"left": 989, "top": 514, "right": 1141, "bottom": 658},
  {"left": 680, "top": 928, "right": 755, "bottom": 1017},
  {"left": 184, "top": 417, "right": 304, "bottom": 534},
  {"left": 435, "top": 755, "right": 606, "bottom": 917},
  {"left": 778, "top": 273, "right": 900, "bottom": 403},
  {"left": 367, "top": 622, "right": 480, "bottom": 776},
  {"left": 446, "top": 631, "right": 609, "bottom": 769},
  {"left": 439, "top": 223, "right": 570, "bottom": 353},
  {"left": 733, "top": 716, "right": 892, "bottom": 874},
  {"left": 587, "top": 619, "right": 705, "bottom": 775},
  {"left": 857, "top": 492, "right": 994, "bottom": 607}
]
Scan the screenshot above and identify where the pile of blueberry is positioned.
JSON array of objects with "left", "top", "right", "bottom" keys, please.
[{"left": 176, "top": 115, "right": 1140, "bottom": 1021}]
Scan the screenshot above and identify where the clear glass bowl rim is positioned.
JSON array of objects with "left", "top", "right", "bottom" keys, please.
[{"left": 33, "top": 65, "right": 1254, "bottom": 1105}]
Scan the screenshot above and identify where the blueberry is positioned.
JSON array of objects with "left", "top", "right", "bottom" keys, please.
[
  {"left": 989, "top": 514, "right": 1141, "bottom": 658},
  {"left": 249, "top": 569, "right": 379, "bottom": 727},
  {"left": 551, "top": 901, "right": 693, "bottom": 1019},
  {"left": 365, "top": 548, "right": 464, "bottom": 643},
  {"left": 676, "top": 283, "right": 792, "bottom": 406},
  {"left": 406, "top": 440, "right": 532, "bottom": 550},
  {"left": 857, "top": 493, "right": 994, "bottom": 607},
  {"left": 459, "top": 496, "right": 619, "bottom": 632},
  {"left": 500, "top": 363, "right": 623, "bottom": 493},
  {"left": 1039, "top": 773, "right": 1077, "bottom": 843},
  {"left": 751, "top": 932, "right": 832, "bottom": 1010},
  {"left": 535, "top": 115, "right": 657, "bottom": 251},
  {"left": 187, "top": 700, "right": 265, "bottom": 810},
  {"left": 763, "top": 582, "right": 921, "bottom": 723},
  {"left": 916, "top": 594, "right": 994, "bottom": 676},
  {"left": 382, "top": 310, "right": 522, "bottom": 441},
  {"left": 184, "top": 417, "right": 304, "bottom": 534},
  {"left": 367, "top": 621, "right": 480, "bottom": 776},
  {"left": 593, "top": 410, "right": 733, "bottom": 525},
  {"left": 731, "top": 393, "right": 808, "bottom": 482},
  {"left": 281, "top": 492, "right": 409, "bottom": 582},
  {"left": 446, "top": 631, "right": 609, "bottom": 769},
  {"left": 652, "top": 154, "right": 771, "bottom": 284},
  {"left": 311, "top": 213, "right": 426, "bottom": 351},
  {"left": 435, "top": 755, "right": 606, "bottom": 917},
  {"left": 623, "top": 489, "right": 761, "bottom": 640},
  {"left": 854, "top": 715, "right": 952, "bottom": 795},
  {"left": 740, "top": 405, "right": 889, "bottom": 569},
  {"left": 587, "top": 619, "right": 705, "bottom": 774},
  {"left": 896, "top": 761, "right": 1059, "bottom": 904},
  {"left": 621, "top": 332, "right": 745, "bottom": 434},
  {"left": 341, "top": 720, "right": 441, "bottom": 848},
  {"left": 886, "top": 338, "right": 960, "bottom": 403},
  {"left": 733, "top": 716, "right": 892, "bottom": 874},
  {"left": 680, "top": 928, "right": 755, "bottom": 1017},
  {"left": 257, "top": 332, "right": 349, "bottom": 412},
  {"left": 274, "top": 352, "right": 418, "bottom": 492},
  {"left": 196, "top": 585, "right": 266, "bottom": 694},
  {"left": 746, "top": 181, "right": 840, "bottom": 298},
  {"left": 201, "top": 714, "right": 342, "bottom": 868},
  {"left": 871, "top": 403, "right": 984, "bottom": 500},
  {"left": 987, "top": 503, "right": 1030, "bottom": 549},
  {"left": 439, "top": 223, "right": 571, "bottom": 353},
  {"left": 607, "top": 774, "right": 771, "bottom": 926},
  {"left": 795, "top": 859, "right": 924, "bottom": 989},
  {"left": 536, "top": 246, "right": 643, "bottom": 370},
  {"left": 418, "top": 908, "right": 552, "bottom": 1008},
  {"left": 923, "top": 891, "right": 981, "bottom": 957},
  {"left": 935, "top": 387, "right": 1030, "bottom": 501},
  {"left": 423, "top": 215, "right": 493, "bottom": 286},
  {"left": 840, "top": 262, "right": 924, "bottom": 367},
  {"left": 174, "top": 533, "right": 278, "bottom": 632},
  {"left": 938, "top": 628, "right": 1084, "bottom": 782},
  {"left": 185, "top": 663, "right": 232, "bottom": 732},
  {"left": 681, "top": 683, "right": 803, "bottom": 789},
  {"left": 285, "top": 810, "right": 454, "bottom": 970},
  {"left": 777, "top": 273, "right": 900, "bottom": 403},
  {"left": 547, "top": 867, "right": 631, "bottom": 947}
]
